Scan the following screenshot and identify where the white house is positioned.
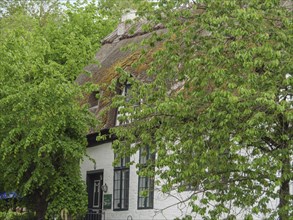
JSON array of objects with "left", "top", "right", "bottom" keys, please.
[
  {"left": 77, "top": 17, "right": 201, "bottom": 220},
  {"left": 78, "top": 12, "right": 292, "bottom": 220}
]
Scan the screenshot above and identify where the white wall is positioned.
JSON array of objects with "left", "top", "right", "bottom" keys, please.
[
  {"left": 81, "top": 142, "right": 291, "bottom": 220},
  {"left": 81, "top": 142, "right": 196, "bottom": 220}
]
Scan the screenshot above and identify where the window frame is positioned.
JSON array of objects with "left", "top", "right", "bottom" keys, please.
[
  {"left": 93, "top": 179, "right": 101, "bottom": 208},
  {"left": 137, "top": 147, "right": 155, "bottom": 209},
  {"left": 115, "top": 82, "right": 131, "bottom": 126},
  {"left": 115, "top": 81, "right": 141, "bottom": 126},
  {"left": 124, "top": 82, "right": 132, "bottom": 103},
  {"left": 113, "top": 156, "right": 130, "bottom": 211},
  {"left": 88, "top": 90, "right": 100, "bottom": 108}
]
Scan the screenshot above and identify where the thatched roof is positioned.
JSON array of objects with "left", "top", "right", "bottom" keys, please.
[{"left": 76, "top": 20, "right": 166, "bottom": 133}]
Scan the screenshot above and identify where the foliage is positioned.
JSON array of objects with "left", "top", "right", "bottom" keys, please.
[
  {"left": 99, "top": 0, "right": 142, "bottom": 14},
  {"left": 174, "top": 215, "right": 192, "bottom": 220},
  {"left": 0, "top": 211, "right": 36, "bottom": 220},
  {"left": 111, "top": 0, "right": 292, "bottom": 219},
  {"left": 0, "top": 0, "right": 119, "bottom": 219},
  {"left": 0, "top": 0, "right": 60, "bottom": 17},
  {"left": 0, "top": 201, "right": 6, "bottom": 213}
]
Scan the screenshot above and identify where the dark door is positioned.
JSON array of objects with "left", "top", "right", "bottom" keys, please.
[{"left": 87, "top": 171, "right": 103, "bottom": 220}]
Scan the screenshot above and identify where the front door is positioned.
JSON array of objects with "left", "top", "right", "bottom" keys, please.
[{"left": 87, "top": 171, "right": 103, "bottom": 220}]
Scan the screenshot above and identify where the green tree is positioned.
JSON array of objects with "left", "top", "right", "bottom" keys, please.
[
  {"left": 111, "top": 0, "right": 292, "bottom": 219},
  {"left": 0, "top": 0, "right": 118, "bottom": 219}
]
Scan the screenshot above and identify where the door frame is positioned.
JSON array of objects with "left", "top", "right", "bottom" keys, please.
[{"left": 86, "top": 169, "right": 104, "bottom": 211}]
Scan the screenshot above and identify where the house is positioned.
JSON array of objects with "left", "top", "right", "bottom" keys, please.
[
  {"left": 78, "top": 8, "right": 292, "bottom": 219},
  {"left": 77, "top": 15, "right": 198, "bottom": 220}
]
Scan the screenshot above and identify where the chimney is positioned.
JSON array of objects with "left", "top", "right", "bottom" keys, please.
[{"left": 117, "top": 10, "right": 137, "bottom": 36}]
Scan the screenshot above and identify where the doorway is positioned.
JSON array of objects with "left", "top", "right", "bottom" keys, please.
[{"left": 86, "top": 170, "right": 104, "bottom": 220}]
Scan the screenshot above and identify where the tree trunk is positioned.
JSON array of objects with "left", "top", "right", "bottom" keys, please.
[
  {"left": 35, "top": 195, "right": 48, "bottom": 220},
  {"left": 278, "top": 154, "right": 290, "bottom": 220}
]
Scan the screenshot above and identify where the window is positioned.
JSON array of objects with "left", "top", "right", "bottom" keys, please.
[
  {"left": 93, "top": 180, "right": 101, "bottom": 208},
  {"left": 113, "top": 156, "right": 130, "bottom": 210},
  {"left": 124, "top": 82, "right": 140, "bottom": 106},
  {"left": 124, "top": 82, "right": 132, "bottom": 103},
  {"left": 88, "top": 91, "right": 100, "bottom": 108},
  {"left": 116, "top": 82, "right": 132, "bottom": 126},
  {"left": 116, "top": 80, "right": 142, "bottom": 126},
  {"left": 138, "top": 147, "right": 155, "bottom": 209}
]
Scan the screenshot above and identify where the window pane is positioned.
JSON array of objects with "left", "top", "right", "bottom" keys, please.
[
  {"left": 138, "top": 197, "right": 144, "bottom": 208},
  {"left": 138, "top": 146, "right": 155, "bottom": 209},
  {"left": 93, "top": 180, "right": 100, "bottom": 207},
  {"left": 125, "top": 83, "right": 132, "bottom": 102},
  {"left": 113, "top": 168, "right": 129, "bottom": 210},
  {"left": 113, "top": 170, "right": 121, "bottom": 209},
  {"left": 122, "top": 157, "right": 130, "bottom": 167},
  {"left": 138, "top": 161, "right": 154, "bottom": 208},
  {"left": 145, "top": 197, "right": 149, "bottom": 207},
  {"left": 114, "top": 171, "right": 120, "bottom": 180},
  {"left": 114, "top": 199, "right": 120, "bottom": 209},
  {"left": 139, "top": 176, "right": 144, "bottom": 191},
  {"left": 122, "top": 170, "right": 129, "bottom": 209},
  {"left": 114, "top": 155, "right": 130, "bottom": 168}
]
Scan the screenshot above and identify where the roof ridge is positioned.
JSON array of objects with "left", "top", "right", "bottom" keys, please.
[{"left": 101, "top": 20, "right": 165, "bottom": 45}]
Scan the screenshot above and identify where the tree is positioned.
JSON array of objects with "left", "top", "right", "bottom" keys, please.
[
  {"left": 111, "top": 0, "right": 292, "bottom": 219},
  {"left": 0, "top": 0, "right": 119, "bottom": 219}
]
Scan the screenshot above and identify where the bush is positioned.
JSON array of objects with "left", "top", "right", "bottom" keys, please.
[{"left": 0, "top": 211, "right": 36, "bottom": 220}]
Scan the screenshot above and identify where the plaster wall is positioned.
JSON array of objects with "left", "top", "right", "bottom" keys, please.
[
  {"left": 81, "top": 142, "right": 195, "bottom": 220},
  {"left": 80, "top": 142, "right": 291, "bottom": 220}
]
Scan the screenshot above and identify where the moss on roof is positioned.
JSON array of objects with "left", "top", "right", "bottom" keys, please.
[{"left": 76, "top": 22, "right": 166, "bottom": 132}]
